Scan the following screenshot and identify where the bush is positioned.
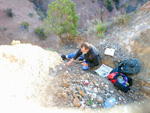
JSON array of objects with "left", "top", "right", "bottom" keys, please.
[
  {"left": 36, "top": 9, "right": 45, "bottom": 20},
  {"left": 21, "top": 22, "right": 30, "bottom": 29},
  {"left": 0, "top": 26, "right": 7, "bottom": 31},
  {"left": 4, "top": 8, "right": 14, "bottom": 17},
  {"left": 96, "top": 22, "right": 107, "bottom": 38},
  {"left": 104, "top": 0, "right": 114, "bottom": 12},
  {"left": 117, "top": 13, "right": 132, "bottom": 25},
  {"left": 44, "top": 0, "right": 79, "bottom": 39},
  {"left": 34, "top": 27, "right": 47, "bottom": 40},
  {"left": 29, "top": 13, "right": 34, "bottom": 18}
]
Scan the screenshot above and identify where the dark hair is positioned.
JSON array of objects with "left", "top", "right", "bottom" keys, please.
[{"left": 81, "top": 42, "right": 90, "bottom": 50}]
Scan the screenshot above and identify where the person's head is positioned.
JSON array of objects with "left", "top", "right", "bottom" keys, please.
[{"left": 81, "top": 42, "right": 90, "bottom": 54}]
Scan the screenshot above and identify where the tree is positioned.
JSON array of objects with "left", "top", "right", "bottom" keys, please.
[{"left": 43, "top": 0, "right": 79, "bottom": 39}]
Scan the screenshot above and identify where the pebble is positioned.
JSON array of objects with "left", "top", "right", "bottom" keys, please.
[
  {"left": 93, "top": 88, "right": 98, "bottom": 93},
  {"left": 61, "top": 93, "right": 68, "bottom": 98},
  {"left": 59, "top": 67, "right": 63, "bottom": 71},
  {"left": 119, "top": 97, "right": 122, "bottom": 101},
  {"left": 96, "top": 96, "right": 103, "bottom": 104},
  {"left": 92, "top": 104, "right": 97, "bottom": 108},
  {"left": 110, "top": 90, "right": 114, "bottom": 94},
  {"left": 91, "top": 93, "right": 97, "bottom": 100},
  {"left": 79, "top": 90, "right": 86, "bottom": 97},
  {"left": 95, "top": 83, "right": 99, "bottom": 87},
  {"left": 65, "top": 71, "right": 69, "bottom": 74},
  {"left": 105, "top": 85, "right": 108, "bottom": 88}
]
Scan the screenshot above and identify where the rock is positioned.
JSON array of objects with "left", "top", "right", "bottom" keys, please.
[
  {"left": 79, "top": 90, "right": 86, "bottom": 97},
  {"left": 62, "top": 79, "right": 70, "bottom": 88},
  {"left": 64, "top": 89, "right": 70, "bottom": 94},
  {"left": 80, "top": 103, "right": 85, "bottom": 109},
  {"left": 91, "top": 93, "right": 97, "bottom": 100},
  {"left": 92, "top": 104, "right": 97, "bottom": 108},
  {"left": 62, "top": 83, "right": 70, "bottom": 88},
  {"left": 95, "top": 83, "right": 99, "bottom": 87},
  {"left": 119, "top": 97, "right": 122, "bottom": 101},
  {"left": 71, "top": 88, "right": 78, "bottom": 94},
  {"left": 67, "top": 74, "right": 70, "bottom": 78},
  {"left": 73, "top": 93, "right": 80, "bottom": 98},
  {"left": 110, "top": 90, "right": 114, "bottom": 94},
  {"left": 93, "top": 88, "right": 98, "bottom": 93},
  {"left": 101, "top": 82, "right": 104, "bottom": 86},
  {"left": 62, "top": 73, "right": 65, "bottom": 79},
  {"left": 61, "top": 93, "right": 68, "bottom": 98},
  {"left": 85, "top": 101, "right": 90, "bottom": 106},
  {"left": 105, "top": 85, "right": 108, "bottom": 88},
  {"left": 65, "top": 71, "right": 69, "bottom": 74},
  {"left": 141, "top": 86, "right": 150, "bottom": 94},
  {"left": 105, "top": 93, "right": 111, "bottom": 98},
  {"left": 76, "top": 87, "right": 80, "bottom": 91},
  {"left": 96, "top": 96, "right": 103, "bottom": 104},
  {"left": 140, "top": 1, "right": 150, "bottom": 11},
  {"left": 73, "top": 97, "right": 81, "bottom": 107}
]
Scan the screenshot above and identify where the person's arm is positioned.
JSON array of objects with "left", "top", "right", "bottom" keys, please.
[
  {"left": 88, "top": 55, "right": 100, "bottom": 67},
  {"left": 67, "top": 49, "right": 82, "bottom": 66},
  {"left": 73, "top": 49, "right": 82, "bottom": 60},
  {"left": 67, "top": 58, "right": 74, "bottom": 66}
]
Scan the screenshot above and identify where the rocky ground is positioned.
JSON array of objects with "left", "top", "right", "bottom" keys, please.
[
  {"left": 49, "top": 57, "right": 145, "bottom": 109},
  {"left": 46, "top": 44, "right": 146, "bottom": 110}
]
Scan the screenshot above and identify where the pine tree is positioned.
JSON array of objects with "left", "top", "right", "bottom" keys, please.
[{"left": 44, "top": 0, "right": 79, "bottom": 39}]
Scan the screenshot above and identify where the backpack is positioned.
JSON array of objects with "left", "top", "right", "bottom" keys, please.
[
  {"left": 108, "top": 72, "right": 132, "bottom": 93},
  {"left": 112, "top": 59, "right": 140, "bottom": 75}
]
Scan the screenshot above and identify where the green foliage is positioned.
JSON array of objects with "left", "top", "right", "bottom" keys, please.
[
  {"left": 96, "top": 22, "right": 107, "bottom": 38},
  {"left": 4, "top": 8, "right": 14, "bottom": 17},
  {"left": 89, "top": 99, "right": 92, "bottom": 106},
  {"left": 44, "top": 0, "right": 79, "bottom": 39},
  {"left": 34, "top": 27, "right": 48, "bottom": 40},
  {"left": 36, "top": 9, "right": 45, "bottom": 20},
  {"left": 117, "top": 13, "right": 132, "bottom": 25},
  {"left": 104, "top": 0, "right": 114, "bottom": 12},
  {"left": 92, "top": 0, "right": 95, "bottom": 3},
  {"left": 29, "top": 13, "right": 34, "bottom": 18},
  {"left": 45, "top": 47, "right": 56, "bottom": 51},
  {"left": 21, "top": 22, "right": 30, "bottom": 29},
  {"left": 0, "top": 26, "right": 7, "bottom": 31}
]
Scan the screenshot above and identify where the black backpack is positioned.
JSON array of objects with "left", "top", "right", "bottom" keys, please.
[{"left": 112, "top": 59, "right": 140, "bottom": 75}]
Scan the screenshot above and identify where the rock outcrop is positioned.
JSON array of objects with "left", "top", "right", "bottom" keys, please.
[{"left": 0, "top": 44, "right": 62, "bottom": 106}]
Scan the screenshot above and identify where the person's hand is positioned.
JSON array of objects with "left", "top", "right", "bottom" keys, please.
[
  {"left": 67, "top": 59, "right": 74, "bottom": 66},
  {"left": 81, "top": 63, "right": 88, "bottom": 67}
]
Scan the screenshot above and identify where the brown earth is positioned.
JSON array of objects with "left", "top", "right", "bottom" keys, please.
[{"left": 0, "top": 0, "right": 60, "bottom": 49}]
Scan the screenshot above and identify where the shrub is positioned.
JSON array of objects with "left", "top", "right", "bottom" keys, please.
[
  {"left": 96, "top": 22, "right": 107, "bottom": 38},
  {"left": 21, "top": 22, "right": 30, "bottom": 29},
  {"left": 43, "top": 0, "right": 79, "bottom": 39},
  {"left": 104, "top": 0, "right": 114, "bottom": 12},
  {"left": 34, "top": 27, "right": 47, "bottom": 40},
  {"left": 0, "top": 26, "right": 7, "bottom": 31},
  {"left": 92, "top": 0, "right": 95, "bottom": 3},
  {"left": 117, "top": 13, "right": 132, "bottom": 25},
  {"left": 4, "top": 8, "right": 14, "bottom": 17},
  {"left": 36, "top": 9, "right": 45, "bottom": 20},
  {"left": 29, "top": 13, "right": 34, "bottom": 18}
]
